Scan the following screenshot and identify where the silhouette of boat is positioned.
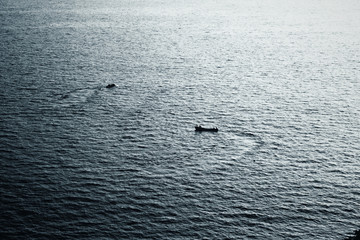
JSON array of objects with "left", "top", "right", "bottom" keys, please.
[
  {"left": 106, "top": 83, "right": 116, "bottom": 88},
  {"left": 195, "top": 125, "right": 218, "bottom": 132}
]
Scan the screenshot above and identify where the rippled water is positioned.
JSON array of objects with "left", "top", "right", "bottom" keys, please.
[{"left": 1, "top": 0, "right": 359, "bottom": 239}]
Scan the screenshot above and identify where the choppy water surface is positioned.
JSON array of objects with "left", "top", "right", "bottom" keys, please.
[{"left": 1, "top": 0, "right": 359, "bottom": 239}]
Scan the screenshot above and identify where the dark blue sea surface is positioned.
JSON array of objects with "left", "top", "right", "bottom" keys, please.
[{"left": 1, "top": 0, "right": 359, "bottom": 239}]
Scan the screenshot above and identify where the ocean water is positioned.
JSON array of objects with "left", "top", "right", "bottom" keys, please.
[{"left": 0, "top": 0, "right": 359, "bottom": 239}]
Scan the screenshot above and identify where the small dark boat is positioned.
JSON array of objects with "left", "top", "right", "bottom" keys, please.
[
  {"left": 106, "top": 83, "right": 116, "bottom": 88},
  {"left": 195, "top": 125, "right": 218, "bottom": 132}
]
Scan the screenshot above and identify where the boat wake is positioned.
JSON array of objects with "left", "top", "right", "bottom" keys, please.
[{"left": 55, "top": 85, "right": 106, "bottom": 107}]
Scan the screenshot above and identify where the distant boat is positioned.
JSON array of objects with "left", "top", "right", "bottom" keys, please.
[
  {"left": 106, "top": 83, "right": 116, "bottom": 88},
  {"left": 195, "top": 125, "right": 218, "bottom": 132}
]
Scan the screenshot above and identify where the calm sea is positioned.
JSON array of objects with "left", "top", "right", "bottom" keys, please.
[{"left": 1, "top": 0, "right": 359, "bottom": 239}]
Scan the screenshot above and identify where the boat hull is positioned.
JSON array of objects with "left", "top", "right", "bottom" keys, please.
[{"left": 195, "top": 126, "right": 218, "bottom": 132}]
